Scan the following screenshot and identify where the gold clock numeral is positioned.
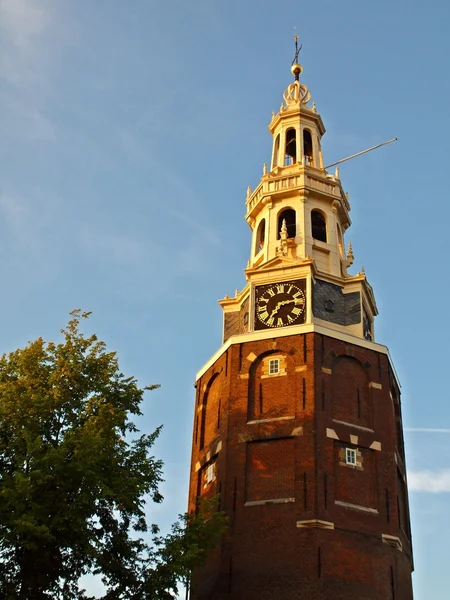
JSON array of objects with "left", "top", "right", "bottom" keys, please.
[
  {"left": 292, "top": 307, "right": 302, "bottom": 316},
  {"left": 287, "top": 285, "right": 294, "bottom": 294},
  {"left": 287, "top": 314, "right": 294, "bottom": 323},
  {"left": 259, "top": 311, "right": 269, "bottom": 321},
  {"left": 276, "top": 284, "right": 284, "bottom": 293},
  {"left": 295, "top": 298, "right": 305, "bottom": 305},
  {"left": 267, "top": 288, "right": 275, "bottom": 297},
  {"left": 267, "top": 316, "right": 275, "bottom": 326},
  {"left": 258, "top": 304, "right": 267, "bottom": 313},
  {"left": 277, "top": 317, "right": 284, "bottom": 327}
]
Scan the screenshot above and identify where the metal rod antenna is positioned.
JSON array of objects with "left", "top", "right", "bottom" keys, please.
[{"left": 324, "top": 138, "right": 397, "bottom": 170}]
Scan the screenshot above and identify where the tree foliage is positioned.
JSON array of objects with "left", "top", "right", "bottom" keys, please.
[{"left": 0, "top": 311, "right": 225, "bottom": 599}]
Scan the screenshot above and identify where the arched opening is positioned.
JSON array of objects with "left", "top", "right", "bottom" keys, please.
[
  {"left": 311, "top": 210, "right": 327, "bottom": 243},
  {"left": 303, "top": 129, "right": 313, "bottom": 165},
  {"left": 331, "top": 356, "right": 371, "bottom": 427},
  {"left": 277, "top": 208, "right": 296, "bottom": 239},
  {"left": 284, "top": 128, "right": 297, "bottom": 165},
  {"left": 272, "top": 134, "right": 280, "bottom": 169},
  {"left": 199, "top": 373, "right": 221, "bottom": 450},
  {"left": 248, "top": 351, "right": 297, "bottom": 421},
  {"left": 336, "top": 223, "right": 344, "bottom": 257},
  {"left": 255, "top": 218, "right": 266, "bottom": 254}
]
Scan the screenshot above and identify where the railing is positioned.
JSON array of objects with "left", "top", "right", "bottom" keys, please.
[{"left": 246, "top": 167, "right": 345, "bottom": 219}]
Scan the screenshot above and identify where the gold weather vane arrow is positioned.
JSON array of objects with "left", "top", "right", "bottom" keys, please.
[{"left": 324, "top": 138, "right": 398, "bottom": 170}]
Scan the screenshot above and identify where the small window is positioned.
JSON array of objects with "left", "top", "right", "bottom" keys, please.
[
  {"left": 311, "top": 210, "right": 327, "bottom": 243},
  {"left": 324, "top": 299, "right": 334, "bottom": 312},
  {"left": 268, "top": 358, "right": 280, "bottom": 375},
  {"left": 204, "top": 462, "right": 216, "bottom": 486},
  {"left": 243, "top": 312, "right": 249, "bottom": 326},
  {"left": 345, "top": 448, "right": 357, "bottom": 466}
]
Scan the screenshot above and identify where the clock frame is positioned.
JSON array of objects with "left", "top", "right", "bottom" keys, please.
[{"left": 254, "top": 279, "right": 307, "bottom": 330}]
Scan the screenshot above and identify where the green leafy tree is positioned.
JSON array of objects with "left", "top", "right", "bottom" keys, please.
[{"left": 0, "top": 311, "right": 225, "bottom": 599}]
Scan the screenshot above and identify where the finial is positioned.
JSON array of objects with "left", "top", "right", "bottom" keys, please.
[
  {"left": 361, "top": 266, "right": 365, "bottom": 275},
  {"left": 235, "top": 288, "right": 239, "bottom": 298},
  {"left": 247, "top": 185, "right": 251, "bottom": 198},
  {"left": 263, "top": 163, "right": 267, "bottom": 175},
  {"left": 347, "top": 242, "right": 354, "bottom": 262},
  {"left": 335, "top": 166, "right": 340, "bottom": 179},
  {"left": 312, "top": 102, "right": 317, "bottom": 113},
  {"left": 291, "top": 29, "right": 303, "bottom": 81}
]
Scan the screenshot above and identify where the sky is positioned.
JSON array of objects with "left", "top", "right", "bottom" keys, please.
[{"left": 1, "top": 0, "right": 449, "bottom": 597}]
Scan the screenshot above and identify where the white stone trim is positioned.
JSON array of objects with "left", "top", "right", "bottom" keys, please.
[
  {"left": 326, "top": 428, "right": 339, "bottom": 440},
  {"left": 332, "top": 419, "right": 374, "bottom": 433},
  {"left": 196, "top": 322, "right": 398, "bottom": 383},
  {"left": 245, "top": 497, "right": 295, "bottom": 507},
  {"left": 335, "top": 500, "right": 378, "bottom": 514},
  {"left": 247, "top": 416, "right": 295, "bottom": 425},
  {"left": 369, "top": 382, "right": 382, "bottom": 390},
  {"left": 297, "top": 519, "right": 334, "bottom": 529},
  {"left": 382, "top": 534, "right": 403, "bottom": 552}
]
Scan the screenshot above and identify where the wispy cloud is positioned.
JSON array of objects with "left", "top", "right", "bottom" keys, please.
[
  {"left": 409, "top": 470, "right": 450, "bottom": 493},
  {"left": 78, "top": 226, "right": 143, "bottom": 265},
  {"left": 405, "top": 428, "right": 450, "bottom": 434}
]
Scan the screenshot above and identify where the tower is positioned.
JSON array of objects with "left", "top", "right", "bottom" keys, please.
[{"left": 188, "top": 45, "right": 413, "bottom": 600}]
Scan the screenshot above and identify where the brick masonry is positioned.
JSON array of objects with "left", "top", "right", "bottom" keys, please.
[{"left": 188, "top": 332, "right": 413, "bottom": 599}]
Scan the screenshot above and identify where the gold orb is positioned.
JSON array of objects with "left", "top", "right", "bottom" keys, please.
[{"left": 291, "top": 63, "right": 302, "bottom": 76}]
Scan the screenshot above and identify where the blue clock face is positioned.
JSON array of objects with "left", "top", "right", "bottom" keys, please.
[{"left": 255, "top": 280, "right": 306, "bottom": 330}]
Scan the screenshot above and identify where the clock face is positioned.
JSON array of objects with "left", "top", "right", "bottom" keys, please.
[{"left": 254, "top": 280, "right": 306, "bottom": 330}]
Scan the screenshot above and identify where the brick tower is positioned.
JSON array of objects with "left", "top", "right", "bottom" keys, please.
[{"left": 188, "top": 48, "right": 414, "bottom": 600}]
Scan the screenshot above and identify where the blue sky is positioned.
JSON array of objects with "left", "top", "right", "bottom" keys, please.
[{"left": 1, "top": 0, "right": 449, "bottom": 597}]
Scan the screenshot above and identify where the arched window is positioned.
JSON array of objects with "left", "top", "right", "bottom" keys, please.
[
  {"left": 284, "top": 128, "right": 296, "bottom": 165},
  {"left": 255, "top": 218, "right": 265, "bottom": 254},
  {"left": 311, "top": 210, "right": 327, "bottom": 243},
  {"left": 277, "top": 208, "right": 296, "bottom": 239},
  {"left": 336, "top": 223, "right": 344, "bottom": 257},
  {"left": 303, "top": 129, "right": 313, "bottom": 165},
  {"left": 272, "top": 134, "right": 280, "bottom": 169}
]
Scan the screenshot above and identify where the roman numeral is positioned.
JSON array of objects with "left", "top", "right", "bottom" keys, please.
[
  {"left": 267, "top": 316, "right": 275, "bottom": 326},
  {"left": 277, "top": 317, "right": 284, "bottom": 327},
  {"left": 267, "top": 288, "right": 275, "bottom": 297},
  {"left": 276, "top": 284, "right": 284, "bottom": 293},
  {"left": 259, "top": 311, "right": 269, "bottom": 321},
  {"left": 292, "top": 307, "right": 302, "bottom": 316}
]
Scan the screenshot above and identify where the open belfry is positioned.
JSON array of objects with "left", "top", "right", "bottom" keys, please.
[{"left": 188, "top": 42, "right": 414, "bottom": 599}]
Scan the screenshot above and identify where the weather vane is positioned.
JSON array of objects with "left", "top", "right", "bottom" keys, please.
[
  {"left": 291, "top": 28, "right": 303, "bottom": 81},
  {"left": 292, "top": 28, "right": 302, "bottom": 66}
]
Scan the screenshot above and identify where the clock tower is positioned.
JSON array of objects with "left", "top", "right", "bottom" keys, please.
[{"left": 188, "top": 48, "right": 413, "bottom": 600}]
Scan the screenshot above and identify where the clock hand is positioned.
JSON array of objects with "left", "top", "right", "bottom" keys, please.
[{"left": 270, "top": 299, "right": 295, "bottom": 318}]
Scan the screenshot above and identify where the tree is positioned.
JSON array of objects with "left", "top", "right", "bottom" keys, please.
[{"left": 0, "top": 310, "right": 225, "bottom": 599}]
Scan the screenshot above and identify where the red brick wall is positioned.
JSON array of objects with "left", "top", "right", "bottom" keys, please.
[
  {"left": 188, "top": 332, "right": 414, "bottom": 600},
  {"left": 334, "top": 442, "right": 377, "bottom": 509},
  {"left": 246, "top": 438, "right": 295, "bottom": 502},
  {"left": 331, "top": 355, "right": 371, "bottom": 427}
]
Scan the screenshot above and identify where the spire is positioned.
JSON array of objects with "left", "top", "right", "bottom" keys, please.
[
  {"left": 280, "top": 33, "right": 311, "bottom": 109},
  {"left": 291, "top": 33, "right": 303, "bottom": 81}
]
